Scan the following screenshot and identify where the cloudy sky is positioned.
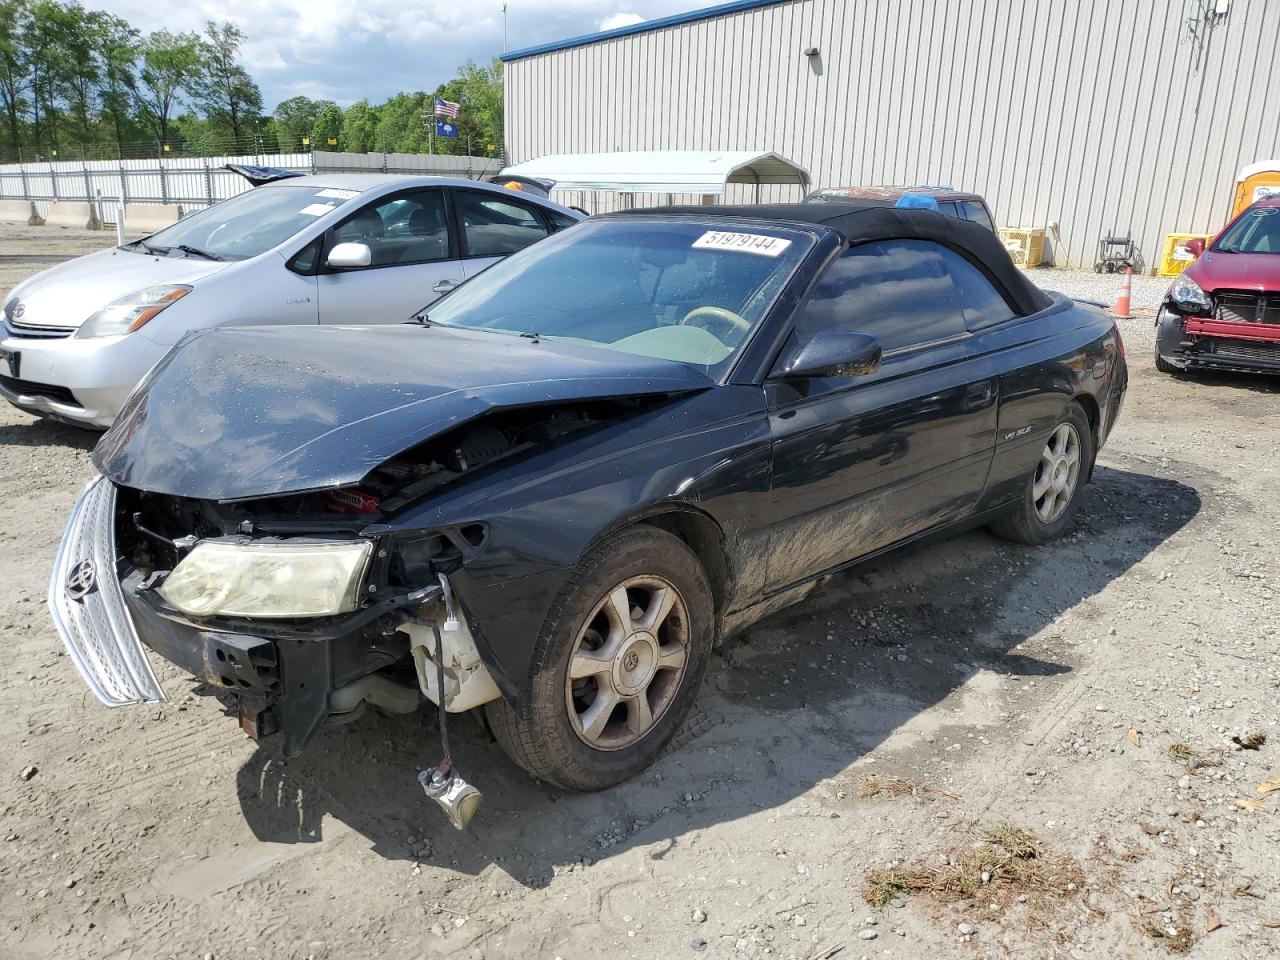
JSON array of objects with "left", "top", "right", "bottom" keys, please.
[{"left": 84, "top": 0, "right": 710, "bottom": 110}]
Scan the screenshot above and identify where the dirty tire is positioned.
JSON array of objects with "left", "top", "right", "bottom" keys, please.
[
  {"left": 1154, "top": 348, "right": 1178, "bottom": 374},
  {"left": 989, "top": 402, "right": 1095, "bottom": 546},
  {"left": 485, "top": 525, "right": 714, "bottom": 792}
]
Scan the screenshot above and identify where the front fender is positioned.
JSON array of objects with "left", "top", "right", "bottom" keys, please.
[{"left": 419, "top": 386, "right": 773, "bottom": 703}]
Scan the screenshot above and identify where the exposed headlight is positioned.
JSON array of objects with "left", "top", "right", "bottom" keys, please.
[
  {"left": 160, "top": 540, "right": 373, "bottom": 619},
  {"left": 1168, "top": 274, "right": 1211, "bottom": 314},
  {"left": 76, "top": 284, "right": 192, "bottom": 338}
]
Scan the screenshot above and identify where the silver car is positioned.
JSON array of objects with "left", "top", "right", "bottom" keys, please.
[{"left": 0, "top": 175, "right": 584, "bottom": 428}]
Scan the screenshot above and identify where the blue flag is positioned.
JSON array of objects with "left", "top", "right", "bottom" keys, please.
[{"left": 435, "top": 120, "right": 458, "bottom": 138}]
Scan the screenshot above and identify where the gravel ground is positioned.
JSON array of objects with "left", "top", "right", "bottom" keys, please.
[
  {"left": 1, "top": 229, "right": 1278, "bottom": 960},
  {"left": 1033, "top": 267, "right": 1172, "bottom": 315}
]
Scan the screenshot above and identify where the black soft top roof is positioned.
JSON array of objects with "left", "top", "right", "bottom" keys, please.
[{"left": 609, "top": 201, "right": 1052, "bottom": 316}]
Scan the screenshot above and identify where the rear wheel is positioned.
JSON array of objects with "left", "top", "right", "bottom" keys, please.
[
  {"left": 989, "top": 404, "right": 1094, "bottom": 545},
  {"left": 485, "top": 525, "right": 714, "bottom": 791}
]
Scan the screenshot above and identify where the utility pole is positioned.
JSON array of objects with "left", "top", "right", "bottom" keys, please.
[{"left": 503, "top": 2, "right": 508, "bottom": 53}]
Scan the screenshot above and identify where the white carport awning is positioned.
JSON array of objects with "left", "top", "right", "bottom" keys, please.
[{"left": 498, "top": 150, "right": 810, "bottom": 196}]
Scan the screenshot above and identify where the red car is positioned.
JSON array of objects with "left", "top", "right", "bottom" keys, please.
[{"left": 1155, "top": 198, "right": 1280, "bottom": 374}]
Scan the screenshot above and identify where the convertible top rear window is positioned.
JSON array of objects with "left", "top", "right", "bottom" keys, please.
[{"left": 427, "top": 218, "right": 815, "bottom": 376}]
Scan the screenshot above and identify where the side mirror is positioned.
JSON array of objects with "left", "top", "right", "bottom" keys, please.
[
  {"left": 770, "top": 331, "right": 882, "bottom": 381},
  {"left": 1185, "top": 237, "right": 1206, "bottom": 258},
  {"left": 326, "top": 241, "right": 372, "bottom": 269}
]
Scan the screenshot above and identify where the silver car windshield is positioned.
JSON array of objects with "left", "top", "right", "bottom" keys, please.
[
  {"left": 427, "top": 218, "right": 814, "bottom": 376},
  {"left": 133, "top": 185, "right": 361, "bottom": 260}
]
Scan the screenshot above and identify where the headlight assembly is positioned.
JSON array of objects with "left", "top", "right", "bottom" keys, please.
[
  {"left": 1168, "top": 274, "right": 1211, "bottom": 315},
  {"left": 160, "top": 540, "right": 373, "bottom": 619},
  {"left": 76, "top": 284, "right": 192, "bottom": 338}
]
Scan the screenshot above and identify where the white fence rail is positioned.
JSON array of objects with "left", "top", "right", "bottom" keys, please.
[{"left": 0, "top": 152, "right": 505, "bottom": 222}]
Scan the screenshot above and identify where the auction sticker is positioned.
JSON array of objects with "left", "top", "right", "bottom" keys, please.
[
  {"left": 316, "top": 188, "right": 361, "bottom": 200},
  {"left": 692, "top": 231, "right": 792, "bottom": 257},
  {"left": 299, "top": 203, "right": 338, "bottom": 216}
]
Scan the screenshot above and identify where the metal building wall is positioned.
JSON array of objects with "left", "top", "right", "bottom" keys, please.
[{"left": 504, "top": 0, "right": 1280, "bottom": 268}]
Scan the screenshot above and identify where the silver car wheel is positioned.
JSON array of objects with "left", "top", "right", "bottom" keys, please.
[
  {"left": 1032, "top": 422, "right": 1081, "bottom": 524},
  {"left": 564, "top": 575, "right": 689, "bottom": 751}
]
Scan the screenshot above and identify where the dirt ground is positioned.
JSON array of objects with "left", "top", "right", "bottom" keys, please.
[{"left": 1, "top": 228, "right": 1278, "bottom": 960}]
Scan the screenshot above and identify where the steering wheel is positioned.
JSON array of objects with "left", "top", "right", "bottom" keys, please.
[{"left": 679, "top": 305, "right": 751, "bottom": 340}]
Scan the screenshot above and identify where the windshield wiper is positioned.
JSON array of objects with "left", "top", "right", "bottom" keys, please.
[
  {"left": 174, "top": 244, "right": 225, "bottom": 261},
  {"left": 131, "top": 239, "right": 168, "bottom": 256}
]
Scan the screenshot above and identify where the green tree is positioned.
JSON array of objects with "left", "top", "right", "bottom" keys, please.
[
  {"left": 43, "top": 1, "right": 98, "bottom": 143},
  {"left": 309, "top": 101, "right": 342, "bottom": 150},
  {"left": 272, "top": 94, "right": 326, "bottom": 150},
  {"left": 373, "top": 91, "right": 430, "bottom": 153},
  {"left": 434, "top": 58, "right": 502, "bottom": 156},
  {"left": 193, "top": 21, "right": 260, "bottom": 144},
  {"left": 24, "top": 1, "right": 65, "bottom": 153},
  {"left": 94, "top": 11, "right": 139, "bottom": 152},
  {"left": 135, "top": 29, "right": 201, "bottom": 145},
  {"left": 0, "top": 0, "right": 30, "bottom": 153},
  {"left": 339, "top": 97, "right": 376, "bottom": 152}
]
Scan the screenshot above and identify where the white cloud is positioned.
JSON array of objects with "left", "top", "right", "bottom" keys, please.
[
  {"left": 83, "top": 0, "right": 701, "bottom": 110},
  {"left": 598, "top": 12, "right": 645, "bottom": 31}
]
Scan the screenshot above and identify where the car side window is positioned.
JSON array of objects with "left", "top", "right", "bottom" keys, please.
[
  {"left": 936, "top": 201, "right": 961, "bottom": 219},
  {"left": 547, "top": 209, "right": 580, "bottom": 232},
  {"left": 959, "top": 200, "right": 996, "bottom": 232},
  {"left": 793, "top": 239, "right": 967, "bottom": 353},
  {"left": 458, "top": 192, "right": 550, "bottom": 257},
  {"left": 938, "top": 247, "right": 1016, "bottom": 331},
  {"left": 331, "top": 189, "right": 449, "bottom": 267}
]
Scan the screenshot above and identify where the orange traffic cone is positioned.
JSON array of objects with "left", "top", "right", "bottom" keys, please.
[{"left": 1112, "top": 266, "right": 1133, "bottom": 319}]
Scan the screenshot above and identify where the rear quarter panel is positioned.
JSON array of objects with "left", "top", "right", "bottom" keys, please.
[{"left": 979, "top": 297, "right": 1123, "bottom": 510}]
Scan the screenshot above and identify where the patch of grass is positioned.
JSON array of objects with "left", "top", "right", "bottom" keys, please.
[
  {"left": 1167, "top": 742, "right": 1223, "bottom": 772},
  {"left": 1140, "top": 919, "right": 1194, "bottom": 954},
  {"left": 856, "top": 773, "right": 957, "bottom": 802},
  {"left": 862, "top": 823, "right": 1084, "bottom": 908}
]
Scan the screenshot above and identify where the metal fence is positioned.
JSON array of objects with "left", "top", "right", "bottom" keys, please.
[{"left": 0, "top": 151, "right": 507, "bottom": 222}]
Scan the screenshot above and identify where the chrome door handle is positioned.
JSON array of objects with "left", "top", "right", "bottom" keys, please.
[{"left": 433, "top": 279, "right": 459, "bottom": 294}]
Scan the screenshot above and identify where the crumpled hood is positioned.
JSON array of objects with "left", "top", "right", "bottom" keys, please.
[
  {"left": 6, "top": 247, "right": 227, "bottom": 329},
  {"left": 93, "top": 324, "right": 713, "bottom": 501},
  {"left": 1187, "top": 250, "right": 1280, "bottom": 292}
]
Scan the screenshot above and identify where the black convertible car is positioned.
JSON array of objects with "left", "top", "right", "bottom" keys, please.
[{"left": 51, "top": 202, "right": 1126, "bottom": 812}]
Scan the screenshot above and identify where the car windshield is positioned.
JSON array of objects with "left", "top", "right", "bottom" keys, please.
[
  {"left": 426, "top": 218, "right": 814, "bottom": 376},
  {"left": 1214, "top": 206, "right": 1280, "bottom": 255},
  {"left": 131, "top": 184, "right": 363, "bottom": 260}
]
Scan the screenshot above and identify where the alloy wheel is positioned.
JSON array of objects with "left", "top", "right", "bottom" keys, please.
[
  {"left": 564, "top": 575, "right": 690, "bottom": 751},
  {"left": 1033, "top": 422, "right": 1081, "bottom": 524}
]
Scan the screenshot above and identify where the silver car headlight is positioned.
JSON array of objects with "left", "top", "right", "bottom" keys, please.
[
  {"left": 76, "top": 284, "right": 192, "bottom": 339},
  {"left": 160, "top": 540, "right": 373, "bottom": 619},
  {"left": 1168, "top": 274, "right": 1211, "bottom": 314}
]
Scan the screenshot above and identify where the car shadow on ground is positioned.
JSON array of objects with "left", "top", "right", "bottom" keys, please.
[
  {"left": 234, "top": 464, "right": 1200, "bottom": 888},
  {"left": 1172, "top": 370, "right": 1280, "bottom": 394},
  {"left": 0, "top": 416, "right": 99, "bottom": 452}
]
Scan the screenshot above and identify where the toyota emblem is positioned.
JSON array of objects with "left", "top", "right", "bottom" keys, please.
[
  {"left": 65, "top": 559, "right": 97, "bottom": 601},
  {"left": 10, "top": 301, "right": 23, "bottom": 320}
]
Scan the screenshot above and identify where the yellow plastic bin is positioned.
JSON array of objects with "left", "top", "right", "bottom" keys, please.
[
  {"left": 1158, "top": 233, "right": 1212, "bottom": 277},
  {"left": 998, "top": 227, "right": 1045, "bottom": 268}
]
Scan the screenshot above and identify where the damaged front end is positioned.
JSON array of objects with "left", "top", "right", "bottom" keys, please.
[{"left": 51, "top": 394, "right": 667, "bottom": 759}]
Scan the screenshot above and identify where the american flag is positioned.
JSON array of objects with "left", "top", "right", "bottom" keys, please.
[{"left": 434, "top": 97, "right": 460, "bottom": 118}]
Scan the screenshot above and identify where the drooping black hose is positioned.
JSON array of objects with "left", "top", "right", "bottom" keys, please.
[{"left": 431, "top": 617, "right": 450, "bottom": 764}]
